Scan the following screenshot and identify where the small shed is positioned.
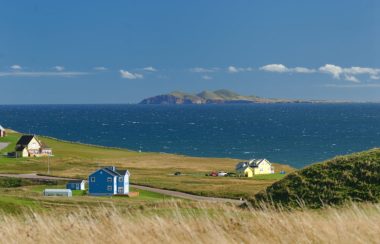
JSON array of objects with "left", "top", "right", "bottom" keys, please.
[
  {"left": 43, "top": 189, "right": 72, "bottom": 197},
  {"left": 66, "top": 180, "right": 86, "bottom": 190}
]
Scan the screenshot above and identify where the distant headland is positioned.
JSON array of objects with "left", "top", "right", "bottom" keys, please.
[{"left": 139, "top": 89, "right": 341, "bottom": 105}]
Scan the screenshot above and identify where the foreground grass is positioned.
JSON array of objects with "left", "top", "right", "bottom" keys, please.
[
  {"left": 0, "top": 132, "right": 294, "bottom": 198},
  {"left": 0, "top": 201, "right": 379, "bottom": 243}
]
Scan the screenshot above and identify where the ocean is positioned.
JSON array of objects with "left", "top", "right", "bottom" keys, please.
[{"left": 1, "top": 103, "right": 379, "bottom": 168}]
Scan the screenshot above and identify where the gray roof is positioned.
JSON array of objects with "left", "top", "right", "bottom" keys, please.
[{"left": 67, "top": 180, "right": 85, "bottom": 184}]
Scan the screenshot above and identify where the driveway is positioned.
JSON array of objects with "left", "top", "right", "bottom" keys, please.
[{"left": 0, "top": 143, "right": 9, "bottom": 151}]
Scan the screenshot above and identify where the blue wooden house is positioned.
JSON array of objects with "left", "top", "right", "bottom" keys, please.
[
  {"left": 66, "top": 180, "right": 86, "bottom": 191},
  {"left": 88, "top": 166, "right": 130, "bottom": 196}
]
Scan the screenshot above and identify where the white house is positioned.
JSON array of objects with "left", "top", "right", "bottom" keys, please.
[
  {"left": 0, "top": 125, "right": 5, "bottom": 137},
  {"left": 236, "top": 158, "right": 274, "bottom": 177},
  {"left": 15, "top": 135, "right": 53, "bottom": 157}
]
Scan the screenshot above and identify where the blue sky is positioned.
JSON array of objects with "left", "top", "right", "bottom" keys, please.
[{"left": 0, "top": 0, "right": 379, "bottom": 104}]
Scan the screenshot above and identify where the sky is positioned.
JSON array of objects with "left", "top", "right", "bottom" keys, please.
[{"left": 0, "top": 0, "right": 379, "bottom": 104}]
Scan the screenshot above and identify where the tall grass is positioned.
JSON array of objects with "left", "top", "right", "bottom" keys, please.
[{"left": 0, "top": 201, "right": 379, "bottom": 243}]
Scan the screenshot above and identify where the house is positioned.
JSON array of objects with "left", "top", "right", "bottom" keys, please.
[
  {"left": 236, "top": 159, "right": 274, "bottom": 177},
  {"left": 88, "top": 166, "right": 130, "bottom": 196},
  {"left": 66, "top": 180, "right": 86, "bottom": 191},
  {"left": 43, "top": 189, "right": 72, "bottom": 197},
  {"left": 15, "top": 135, "right": 53, "bottom": 157},
  {"left": 0, "top": 125, "right": 5, "bottom": 137}
]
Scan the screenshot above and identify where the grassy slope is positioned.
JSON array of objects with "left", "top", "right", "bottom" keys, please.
[
  {"left": 254, "top": 148, "right": 380, "bottom": 208},
  {"left": 0, "top": 132, "right": 294, "bottom": 199}
]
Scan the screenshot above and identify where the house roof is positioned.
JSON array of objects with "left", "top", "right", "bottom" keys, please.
[
  {"left": 16, "top": 135, "right": 38, "bottom": 146},
  {"left": 67, "top": 180, "right": 85, "bottom": 184},
  {"left": 0, "top": 125, "right": 4, "bottom": 131},
  {"left": 236, "top": 159, "right": 271, "bottom": 170},
  {"left": 15, "top": 145, "right": 26, "bottom": 152}
]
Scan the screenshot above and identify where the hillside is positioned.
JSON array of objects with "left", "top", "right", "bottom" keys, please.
[
  {"left": 253, "top": 148, "right": 380, "bottom": 208},
  {"left": 139, "top": 89, "right": 308, "bottom": 104}
]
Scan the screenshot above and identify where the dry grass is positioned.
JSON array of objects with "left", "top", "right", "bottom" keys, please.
[{"left": 0, "top": 201, "right": 379, "bottom": 244}]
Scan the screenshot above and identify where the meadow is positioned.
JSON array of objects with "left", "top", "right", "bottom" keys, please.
[
  {"left": 0, "top": 132, "right": 294, "bottom": 199},
  {"left": 0, "top": 201, "right": 379, "bottom": 244}
]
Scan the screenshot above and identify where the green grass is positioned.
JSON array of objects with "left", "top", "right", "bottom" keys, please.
[
  {"left": 253, "top": 148, "right": 380, "bottom": 208},
  {"left": 0, "top": 131, "right": 294, "bottom": 199}
]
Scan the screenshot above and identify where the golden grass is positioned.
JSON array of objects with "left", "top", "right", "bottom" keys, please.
[{"left": 0, "top": 201, "right": 379, "bottom": 244}]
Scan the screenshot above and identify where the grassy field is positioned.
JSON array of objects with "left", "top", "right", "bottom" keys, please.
[
  {"left": 0, "top": 131, "right": 294, "bottom": 199},
  {"left": 0, "top": 201, "right": 378, "bottom": 243}
]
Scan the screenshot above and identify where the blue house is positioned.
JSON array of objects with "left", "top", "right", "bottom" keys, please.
[
  {"left": 88, "top": 166, "right": 130, "bottom": 196},
  {"left": 66, "top": 180, "right": 86, "bottom": 191}
]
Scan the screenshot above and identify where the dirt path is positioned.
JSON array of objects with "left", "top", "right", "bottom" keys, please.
[
  {"left": 130, "top": 184, "right": 245, "bottom": 204},
  {"left": 0, "top": 173, "right": 245, "bottom": 205},
  {"left": 0, "top": 143, "right": 9, "bottom": 151},
  {"left": 0, "top": 173, "right": 78, "bottom": 181}
]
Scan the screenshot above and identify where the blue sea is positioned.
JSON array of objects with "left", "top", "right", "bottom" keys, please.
[{"left": 1, "top": 104, "right": 380, "bottom": 168}]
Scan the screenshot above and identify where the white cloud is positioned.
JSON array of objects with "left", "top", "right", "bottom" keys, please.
[
  {"left": 190, "top": 67, "right": 219, "bottom": 73},
  {"left": 53, "top": 66, "right": 65, "bottom": 71},
  {"left": 227, "top": 66, "right": 239, "bottom": 73},
  {"left": 143, "top": 66, "right": 157, "bottom": 72},
  {"left": 11, "top": 65, "right": 22, "bottom": 70},
  {"left": 119, "top": 70, "right": 143, "bottom": 79},
  {"left": 343, "top": 67, "right": 380, "bottom": 76},
  {"left": 292, "top": 67, "right": 316, "bottom": 73},
  {"left": 201, "top": 75, "right": 213, "bottom": 80},
  {"left": 93, "top": 66, "right": 108, "bottom": 71},
  {"left": 227, "top": 66, "right": 252, "bottom": 73},
  {"left": 343, "top": 74, "right": 360, "bottom": 83},
  {"left": 319, "top": 64, "right": 380, "bottom": 82},
  {"left": 0, "top": 71, "right": 88, "bottom": 77},
  {"left": 319, "top": 64, "right": 343, "bottom": 79},
  {"left": 260, "top": 64, "right": 289, "bottom": 73}
]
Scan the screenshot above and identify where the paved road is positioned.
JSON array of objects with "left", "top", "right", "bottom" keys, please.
[
  {"left": 0, "top": 173, "right": 245, "bottom": 205},
  {"left": 0, "top": 143, "right": 9, "bottom": 151}
]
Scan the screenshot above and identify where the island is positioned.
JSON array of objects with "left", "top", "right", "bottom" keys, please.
[{"left": 139, "top": 89, "right": 327, "bottom": 104}]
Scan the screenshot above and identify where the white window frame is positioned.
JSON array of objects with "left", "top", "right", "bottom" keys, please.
[
  {"left": 118, "top": 187, "right": 124, "bottom": 193},
  {"left": 107, "top": 177, "right": 112, "bottom": 182},
  {"left": 107, "top": 186, "right": 112, "bottom": 191},
  {"left": 118, "top": 177, "right": 123, "bottom": 182},
  {"left": 90, "top": 177, "right": 95, "bottom": 182}
]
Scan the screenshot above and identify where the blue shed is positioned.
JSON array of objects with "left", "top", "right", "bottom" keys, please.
[
  {"left": 66, "top": 180, "right": 86, "bottom": 190},
  {"left": 88, "top": 166, "right": 130, "bottom": 196}
]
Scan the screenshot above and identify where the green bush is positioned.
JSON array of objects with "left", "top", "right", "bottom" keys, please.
[
  {"left": 0, "top": 178, "right": 23, "bottom": 188},
  {"left": 253, "top": 148, "right": 380, "bottom": 208}
]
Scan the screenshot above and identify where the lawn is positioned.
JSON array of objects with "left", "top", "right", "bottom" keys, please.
[{"left": 0, "top": 131, "right": 294, "bottom": 199}]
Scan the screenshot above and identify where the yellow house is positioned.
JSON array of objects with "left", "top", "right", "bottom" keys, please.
[
  {"left": 15, "top": 135, "right": 53, "bottom": 158},
  {"left": 236, "top": 159, "right": 274, "bottom": 177}
]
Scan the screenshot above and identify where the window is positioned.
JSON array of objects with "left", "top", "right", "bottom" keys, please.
[
  {"left": 90, "top": 177, "right": 95, "bottom": 182},
  {"left": 107, "top": 186, "right": 112, "bottom": 191},
  {"left": 76, "top": 184, "right": 79, "bottom": 189},
  {"left": 118, "top": 187, "right": 124, "bottom": 193},
  {"left": 118, "top": 177, "right": 123, "bottom": 182},
  {"left": 107, "top": 177, "right": 112, "bottom": 182}
]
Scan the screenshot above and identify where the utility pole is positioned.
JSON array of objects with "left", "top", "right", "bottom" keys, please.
[{"left": 47, "top": 154, "right": 50, "bottom": 174}]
